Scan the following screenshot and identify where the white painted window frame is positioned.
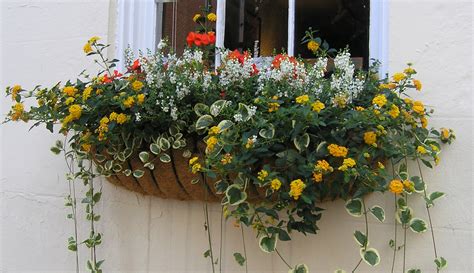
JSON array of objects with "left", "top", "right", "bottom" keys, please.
[{"left": 117, "top": 0, "right": 389, "bottom": 74}]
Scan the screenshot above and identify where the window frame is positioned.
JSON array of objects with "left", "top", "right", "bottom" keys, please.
[{"left": 116, "top": 0, "right": 389, "bottom": 74}]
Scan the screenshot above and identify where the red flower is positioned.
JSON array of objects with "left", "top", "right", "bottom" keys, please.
[
  {"left": 186, "top": 32, "right": 197, "bottom": 47},
  {"left": 102, "top": 70, "right": 123, "bottom": 83},
  {"left": 271, "top": 54, "right": 297, "bottom": 69},
  {"left": 208, "top": 32, "right": 216, "bottom": 44},
  {"left": 200, "top": 33, "right": 210, "bottom": 46},
  {"left": 131, "top": 59, "right": 141, "bottom": 71},
  {"left": 187, "top": 31, "right": 216, "bottom": 47},
  {"left": 251, "top": 63, "right": 259, "bottom": 76}
]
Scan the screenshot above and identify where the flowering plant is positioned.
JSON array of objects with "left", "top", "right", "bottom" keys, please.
[{"left": 4, "top": 14, "right": 455, "bottom": 273}]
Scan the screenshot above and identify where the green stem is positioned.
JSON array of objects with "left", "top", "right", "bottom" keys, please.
[
  {"left": 203, "top": 185, "right": 216, "bottom": 273},
  {"left": 352, "top": 198, "right": 368, "bottom": 273},
  {"left": 390, "top": 160, "right": 397, "bottom": 273},
  {"left": 402, "top": 193, "right": 408, "bottom": 273},
  {"left": 219, "top": 206, "right": 223, "bottom": 273},
  {"left": 240, "top": 225, "right": 249, "bottom": 273},
  {"left": 416, "top": 157, "right": 440, "bottom": 273}
]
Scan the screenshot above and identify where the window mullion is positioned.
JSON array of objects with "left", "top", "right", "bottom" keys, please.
[
  {"left": 288, "top": 0, "right": 295, "bottom": 56},
  {"left": 215, "top": 0, "right": 226, "bottom": 67}
]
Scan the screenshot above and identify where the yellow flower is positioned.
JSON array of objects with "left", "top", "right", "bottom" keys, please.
[
  {"left": 11, "top": 102, "right": 24, "bottom": 121},
  {"left": 137, "top": 93, "right": 145, "bottom": 104},
  {"left": 100, "top": 116, "right": 109, "bottom": 125},
  {"left": 338, "top": 158, "right": 356, "bottom": 171},
  {"left": 193, "top": 13, "right": 201, "bottom": 22},
  {"left": 312, "top": 172, "right": 323, "bottom": 183},
  {"left": 65, "top": 97, "right": 75, "bottom": 105},
  {"left": 392, "top": 72, "right": 406, "bottom": 82},
  {"left": 88, "top": 36, "right": 101, "bottom": 44},
  {"left": 327, "top": 144, "right": 348, "bottom": 157},
  {"left": 81, "top": 143, "right": 91, "bottom": 152},
  {"left": 61, "top": 114, "right": 73, "bottom": 127},
  {"left": 206, "top": 136, "right": 218, "bottom": 151},
  {"left": 372, "top": 94, "right": 387, "bottom": 107},
  {"left": 379, "top": 83, "right": 397, "bottom": 90},
  {"left": 268, "top": 102, "right": 280, "bottom": 112},
  {"left": 189, "top": 157, "right": 199, "bottom": 166},
  {"left": 333, "top": 95, "right": 347, "bottom": 108},
  {"left": 378, "top": 162, "right": 385, "bottom": 169},
  {"left": 363, "top": 131, "right": 377, "bottom": 145},
  {"left": 404, "top": 67, "right": 416, "bottom": 74},
  {"left": 83, "top": 43, "right": 92, "bottom": 54},
  {"left": 109, "top": 112, "right": 118, "bottom": 121},
  {"left": 296, "top": 95, "right": 309, "bottom": 104},
  {"left": 389, "top": 179, "right": 404, "bottom": 194},
  {"left": 191, "top": 163, "right": 202, "bottom": 174},
  {"left": 270, "top": 178, "right": 282, "bottom": 191},
  {"left": 245, "top": 137, "right": 256, "bottom": 149},
  {"left": 311, "top": 100, "right": 325, "bottom": 113},
  {"left": 355, "top": 106, "right": 365, "bottom": 111},
  {"left": 420, "top": 116, "right": 428, "bottom": 128},
  {"left": 96, "top": 88, "right": 103, "bottom": 95},
  {"left": 123, "top": 96, "right": 135, "bottom": 108},
  {"left": 441, "top": 128, "right": 450, "bottom": 141},
  {"left": 289, "top": 179, "right": 305, "bottom": 200},
  {"left": 116, "top": 113, "right": 128, "bottom": 124},
  {"left": 413, "top": 79, "right": 422, "bottom": 91},
  {"left": 403, "top": 180, "right": 414, "bottom": 192},
  {"left": 207, "top": 12, "right": 217, "bottom": 22},
  {"left": 209, "top": 126, "right": 220, "bottom": 135},
  {"left": 307, "top": 40, "right": 320, "bottom": 52},
  {"left": 389, "top": 104, "right": 400, "bottom": 118},
  {"left": 221, "top": 153, "right": 232, "bottom": 165},
  {"left": 82, "top": 86, "right": 92, "bottom": 101},
  {"left": 11, "top": 85, "right": 21, "bottom": 100},
  {"left": 404, "top": 98, "right": 413, "bottom": 105},
  {"left": 417, "top": 145, "right": 427, "bottom": 154},
  {"left": 132, "top": 80, "right": 144, "bottom": 91},
  {"left": 435, "top": 156, "right": 440, "bottom": 165},
  {"left": 430, "top": 144, "right": 439, "bottom": 152},
  {"left": 315, "top": 160, "right": 332, "bottom": 173},
  {"left": 63, "top": 86, "right": 78, "bottom": 97},
  {"left": 68, "top": 104, "right": 82, "bottom": 120},
  {"left": 412, "top": 101, "right": 425, "bottom": 115},
  {"left": 257, "top": 170, "right": 269, "bottom": 181}
]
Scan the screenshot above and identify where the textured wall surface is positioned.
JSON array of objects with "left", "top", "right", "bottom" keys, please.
[{"left": 0, "top": 0, "right": 472, "bottom": 272}]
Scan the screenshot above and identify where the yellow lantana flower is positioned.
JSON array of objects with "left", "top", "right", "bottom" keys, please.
[
  {"left": 65, "top": 97, "right": 75, "bottom": 105},
  {"left": 83, "top": 86, "right": 92, "bottom": 101},
  {"left": 63, "top": 86, "right": 78, "bottom": 97},
  {"left": 289, "top": 179, "right": 305, "bottom": 200},
  {"left": 189, "top": 157, "right": 199, "bottom": 166},
  {"left": 137, "top": 93, "right": 145, "bottom": 104},
  {"left": 372, "top": 94, "right": 387, "bottom": 107},
  {"left": 420, "top": 116, "right": 428, "bottom": 128},
  {"left": 209, "top": 126, "right": 220, "bottom": 135},
  {"left": 363, "top": 131, "right": 377, "bottom": 145},
  {"left": 207, "top": 13, "right": 217, "bottom": 22},
  {"left": 11, "top": 85, "right": 21, "bottom": 100},
  {"left": 296, "top": 95, "right": 309, "bottom": 104},
  {"left": 389, "top": 104, "right": 400, "bottom": 118},
  {"left": 206, "top": 136, "right": 218, "bottom": 151},
  {"left": 315, "top": 159, "right": 332, "bottom": 173},
  {"left": 68, "top": 104, "right": 82, "bottom": 120},
  {"left": 404, "top": 67, "right": 416, "bottom": 74},
  {"left": 268, "top": 102, "right": 280, "bottom": 112},
  {"left": 412, "top": 101, "right": 425, "bottom": 115},
  {"left": 270, "top": 178, "right": 282, "bottom": 191},
  {"left": 109, "top": 112, "right": 118, "bottom": 121},
  {"left": 83, "top": 43, "right": 92, "bottom": 54},
  {"left": 338, "top": 158, "right": 356, "bottom": 171},
  {"left": 307, "top": 40, "right": 320, "bottom": 52},
  {"left": 392, "top": 72, "right": 406, "bottom": 82},
  {"left": 417, "top": 145, "right": 427, "bottom": 154},
  {"left": 311, "top": 100, "right": 325, "bottom": 113},
  {"left": 116, "top": 113, "right": 128, "bottom": 124},
  {"left": 327, "top": 144, "right": 348, "bottom": 157},
  {"left": 88, "top": 36, "right": 101, "bottom": 44},
  {"left": 123, "top": 96, "right": 135, "bottom": 108},
  {"left": 11, "top": 102, "right": 24, "bottom": 121},
  {"left": 132, "top": 80, "right": 144, "bottom": 91},
  {"left": 312, "top": 172, "right": 323, "bottom": 183},
  {"left": 413, "top": 79, "right": 422, "bottom": 91},
  {"left": 389, "top": 179, "right": 404, "bottom": 194},
  {"left": 257, "top": 170, "right": 269, "bottom": 181},
  {"left": 193, "top": 14, "right": 201, "bottom": 22},
  {"left": 221, "top": 153, "right": 232, "bottom": 165}
]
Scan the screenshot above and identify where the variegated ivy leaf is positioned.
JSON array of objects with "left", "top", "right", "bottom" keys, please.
[
  {"left": 294, "top": 133, "right": 310, "bottom": 152},
  {"left": 210, "top": 100, "right": 227, "bottom": 116},
  {"left": 409, "top": 218, "right": 427, "bottom": 233},
  {"left": 259, "top": 124, "right": 275, "bottom": 139},
  {"left": 370, "top": 206, "right": 385, "bottom": 222},
  {"left": 396, "top": 207, "right": 413, "bottom": 225},
  {"left": 123, "top": 169, "right": 132, "bottom": 176},
  {"left": 288, "top": 264, "right": 309, "bottom": 273},
  {"left": 426, "top": 191, "right": 445, "bottom": 207},
  {"left": 259, "top": 235, "right": 277, "bottom": 253},
  {"left": 345, "top": 199, "right": 363, "bottom": 217},
  {"left": 168, "top": 124, "right": 179, "bottom": 136},
  {"left": 360, "top": 248, "right": 380, "bottom": 266},
  {"left": 353, "top": 230, "right": 367, "bottom": 247},
  {"left": 434, "top": 256, "right": 447, "bottom": 270},
  {"left": 225, "top": 184, "right": 247, "bottom": 206},
  {"left": 133, "top": 170, "right": 144, "bottom": 178},
  {"left": 139, "top": 151, "right": 149, "bottom": 163},
  {"left": 182, "top": 149, "right": 192, "bottom": 158},
  {"left": 316, "top": 141, "right": 327, "bottom": 153},
  {"left": 159, "top": 137, "right": 171, "bottom": 151},
  {"left": 193, "top": 103, "right": 209, "bottom": 116},
  {"left": 150, "top": 143, "right": 161, "bottom": 155},
  {"left": 195, "top": 114, "right": 214, "bottom": 130},
  {"left": 233, "top": 252, "right": 246, "bottom": 266},
  {"left": 217, "top": 120, "right": 234, "bottom": 131},
  {"left": 95, "top": 154, "right": 106, "bottom": 163},
  {"left": 159, "top": 153, "right": 171, "bottom": 163},
  {"left": 144, "top": 162, "right": 154, "bottom": 170}
]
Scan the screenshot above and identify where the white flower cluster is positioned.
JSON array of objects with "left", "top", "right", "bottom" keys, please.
[
  {"left": 257, "top": 57, "right": 307, "bottom": 97},
  {"left": 218, "top": 50, "right": 256, "bottom": 87},
  {"left": 330, "top": 51, "right": 365, "bottom": 104}
]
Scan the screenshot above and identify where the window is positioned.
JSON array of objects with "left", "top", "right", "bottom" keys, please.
[{"left": 116, "top": 0, "right": 388, "bottom": 73}]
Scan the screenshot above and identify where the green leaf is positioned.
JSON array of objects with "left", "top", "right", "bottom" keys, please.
[
  {"left": 233, "top": 252, "right": 246, "bottom": 266},
  {"left": 225, "top": 184, "right": 247, "bottom": 206},
  {"left": 237, "top": 103, "right": 252, "bottom": 121},
  {"left": 210, "top": 100, "right": 227, "bottom": 116},
  {"left": 370, "top": 206, "right": 385, "bottom": 222},
  {"left": 316, "top": 141, "right": 327, "bottom": 153},
  {"left": 203, "top": 249, "right": 211, "bottom": 258},
  {"left": 360, "top": 248, "right": 380, "bottom": 266},
  {"left": 159, "top": 137, "right": 171, "bottom": 151},
  {"left": 294, "top": 133, "right": 310, "bottom": 152},
  {"left": 144, "top": 162, "right": 154, "bottom": 170},
  {"left": 196, "top": 114, "right": 214, "bottom": 130},
  {"left": 217, "top": 120, "right": 234, "bottom": 131},
  {"left": 159, "top": 153, "right": 171, "bottom": 163},
  {"left": 150, "top": 143, "right": 161, "bottom": 155},
  {"left": 345, "top": 199, "right": 363, "bottom": 217},
  {"left": 50, "top": 146, "right": 61, "bottom": 155},
  {"left": 123, "top": 169, "right": 132, "bottom": 176},
  {"left": 133, "top": 170, "right": 144, "bottom": 178},
  {"left": 288, "top": 264, "right": 309, "bottom": 273},
  {"left": 259, "top": 124, "right": 275, "bottom": 139},
  {"left": 429, "top": 191, "right": 445, "bottom": 203},
  {"left": 259, "top": 235, "right": 277, "bottom": 253},
  {"left": 434, "top": 257, "right": 447, "bottom": 270},
  {"left": 407, "top": 269, "right": 421, "bottom": 273},
  {"left": 409, "top": 218, "right": 427, "bottom": 233},
  {"left": 194, "top": 103, "right": 209, "bottom": 116},
  {"left": 397, "top": 207, "right": 412, "bottom": 224},
  {"left": 354, "top": 230, "right": 367, "bottom": 247},
  {"left": 139, "top": 151, "right": 149, "bottom": 163},
  {"left": 411, "top": 176, "right": 425, "bottom": 192}
]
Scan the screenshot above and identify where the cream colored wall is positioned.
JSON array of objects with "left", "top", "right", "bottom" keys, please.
[{"left": 0, "top": 0, "right": 472, "bottom": 272}]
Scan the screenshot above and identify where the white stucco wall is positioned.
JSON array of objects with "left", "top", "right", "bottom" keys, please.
[{"left": 0, "top": 1, "right": 472, "bottom": 272}]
